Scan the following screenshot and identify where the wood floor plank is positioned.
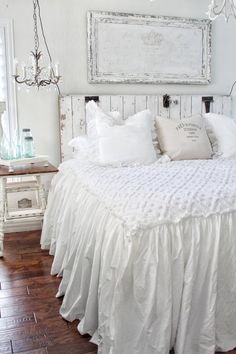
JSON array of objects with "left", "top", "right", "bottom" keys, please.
[
  {"left": 0, "top": 313, "right": 35, "bottom": 330},
  {"left": 0, "top": 286, "right": 28, "bottom": 298},
  {"left": 16, "top": 349, "right": 48, "bottom": 354},
  {"left": 4, "top": 231, "right": 40, "bottom": 242},
  {"left": 12, "top": 334, "right": 48, "bottom": 353},
  {"left": 0, "top": 294, "right": 56, "bottom": 307},
  {"left": 0, "top": 317, "right": 69, "bottom": 340},
  {"left": 1, "top": 275, "right": 60, "bottom": 290},
  {"left": 0, "top": 300, "right": 62, "bottom": 319},
  {"left": 0, "top": 258, "right": 51, "bottom": 270},
  {"left": 0, "top": 271, "right": 51, "bottom": 283},
  {"left": 33, "top": 307, "right": 63, "bottom": 322},
  {"left": 0, "top": 254, "right": 22, "bottom": 263},
  {"left": 0, "top": 323, "right": 46, "bottom": 342},
  {"left": 28, "top": 282, "right": 59, "bottom": 297},
  {"left": 11, "top": 325, "right": 96, "bottom": 353},
  {"left": 21, "top": 253, "right": 52, "bottom": 261},
  {"left": 46, "top": 341, "right": 96, "bottom": 354}
]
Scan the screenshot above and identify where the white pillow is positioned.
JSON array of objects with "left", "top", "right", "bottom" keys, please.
[
  {"left": 156, "top": 115, "right": 212, "bottom": 160},
  {"left": 86, "top": 100, "right": 160, "bottom": 153},
  {"left": 86, "top": 100, "right": 122, "bottom": 139},
  {"left": 204, "top": 113, "right": 236, "bottom": 158},
  {"left": 96, "top": 110, "right": 157, "bottom": 166},
  {"left": 68, "top": 136, "right": 98, "bottom": 160}
]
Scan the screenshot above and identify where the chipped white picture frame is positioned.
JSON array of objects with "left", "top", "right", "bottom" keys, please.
[{"left": 87, "top": 11, "right": 212, "bottom": 85}]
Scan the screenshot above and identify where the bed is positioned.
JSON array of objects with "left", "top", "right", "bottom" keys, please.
[{"left": 41, "top": 94, "right": 236, "bottom": 354}]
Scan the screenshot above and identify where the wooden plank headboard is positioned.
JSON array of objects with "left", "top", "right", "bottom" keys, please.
[{"left": 59, "top": 94, "right": 232, "bottom": 161}]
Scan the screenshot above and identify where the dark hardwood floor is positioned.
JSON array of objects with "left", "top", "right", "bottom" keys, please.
[
  {"left": 0, "top": 230, "right": 235, "bottom": 354},
  {"left": 0, "top": 231, "right": 97, "bottom": 354}
]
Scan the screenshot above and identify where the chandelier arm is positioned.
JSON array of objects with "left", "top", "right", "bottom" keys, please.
[
  {"left": 14, "top": 76, "right": 37, "bottom": 87},
  {"left": 14, "top": 76, "right": 29, "bottom": 85},
  {"left": 51, "top": 77, "right": 61, "bottom": 85},
  {"left": 39, "top": 80, "right": 52, "bottom": 86},
  {"left": 26, "top": 81, "right": 38, "bottom": 87}
]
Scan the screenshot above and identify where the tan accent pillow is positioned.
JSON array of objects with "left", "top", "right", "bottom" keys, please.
[{"left": 156, "top": 115, "right": 212, "bottom": 160}]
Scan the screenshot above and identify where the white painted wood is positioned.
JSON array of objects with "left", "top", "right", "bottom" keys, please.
[
  {"left": 100, "top": 96, "right": 111, "bottom": 113},
  {"left": 36, "top": 175, "right": 47, "bottom": 215},
  {"left": 0, "top": 178, "right": 5, "bottom": 257},
  {"left": 146, "top": 96, "right": 159, "bottom": 118},
  {"left": 123, "top": 96, "right": 136, "bottom": 118},
  {"left": 212, "top": 96, "right": 223, "bottom": 114},
  {"left": 88, "top": 12, "right": 212, "bottom": 85},
  {"left": 4, "top": 176, "right": 43, "bottom": 221},
  {"left": 4, "top": 219, "right": 41, "bottom": 234},
  {"left": 109, "top": 95, "right": 123, "bottom": 115},
  {"left": 72, "top": 96, "right": 86, "bottom": 137},
  {"left": 222, "top": 96, "right": 232, "bottom": 117},
  {"left": 60, "top": 96, "right": 73, "bottom": 161},
  {"left": 135, "top": 96, "right": 147, "bottom": 113},
  {"left": 169, "top": 95, "right": 181, "bottom": 120},
  {"left": 0, "top": 171, "right": 57, "bottom": 256},
  {"left": 180, "top": 96, "right": 192, "bottom": 118},
  {"left": 191, "top": 96, "right": 202, "bottom": 116},
  {"left": 60, "top": 94, "right": 232, "bottom": 161}
]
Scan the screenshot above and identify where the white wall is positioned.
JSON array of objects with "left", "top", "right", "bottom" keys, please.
[{"left": 1, "top": 0, "right": 236, "bottom": 166}]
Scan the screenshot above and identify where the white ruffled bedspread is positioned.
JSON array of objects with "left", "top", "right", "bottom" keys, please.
[{"left": 41, "top": 158, "right": 236, "bottom": 354}]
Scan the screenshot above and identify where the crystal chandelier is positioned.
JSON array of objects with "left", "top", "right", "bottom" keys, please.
[
  {"left": 13, "top": 0, "right": 61, "bottom": 92},
  {"left": 207, "top": 0, "right": 236, "bottom": 21}
]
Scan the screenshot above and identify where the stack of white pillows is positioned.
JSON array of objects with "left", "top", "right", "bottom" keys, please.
[{"left": 69, "top": 100, "right": 236, "bottom": 166}]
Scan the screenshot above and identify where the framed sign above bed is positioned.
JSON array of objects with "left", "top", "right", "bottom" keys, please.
[{"left": 87, "top": 11, "right": 212, "bottom": 85}]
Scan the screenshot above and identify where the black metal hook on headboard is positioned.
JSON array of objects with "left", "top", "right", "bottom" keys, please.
[
  {"left": 202, "top": 96, "right": 214, "bottom": 113},
  {"left": 85, "top": 96, "right": 99, "bottom": 103},
  {"left": 163, "top": 94, "right": 179, "bottom": 109},
  {"left": 163, "top": 94, "right": 171, "bottom": 108}
]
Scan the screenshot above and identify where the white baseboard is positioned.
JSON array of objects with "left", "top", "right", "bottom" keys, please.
[{"left": 5, "top": 220, "right": 42, "bottom": 233}]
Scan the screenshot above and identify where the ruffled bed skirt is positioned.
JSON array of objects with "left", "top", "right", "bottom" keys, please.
[{"left": 41, "top": 171, "right": 236, "bottom": 354}]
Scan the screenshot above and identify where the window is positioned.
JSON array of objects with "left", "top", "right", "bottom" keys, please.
[{"left": 0, "top": 19, "right": 17, "bottom": 143}]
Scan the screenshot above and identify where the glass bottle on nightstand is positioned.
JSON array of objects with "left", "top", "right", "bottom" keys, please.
[
  {"left": 21, "top": 128, "right": 32, "bottom": 157},
  {"left": 24, "top": 136, "right": 35, "bottom": 158}
]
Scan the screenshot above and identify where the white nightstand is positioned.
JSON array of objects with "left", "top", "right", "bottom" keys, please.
[{"left": 0, "top": 163, "right": 58, "bottom": 257}]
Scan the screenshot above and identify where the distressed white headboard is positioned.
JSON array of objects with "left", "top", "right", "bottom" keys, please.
[{"left": 59, "top": 94, "right": 232, "bottom": 161}]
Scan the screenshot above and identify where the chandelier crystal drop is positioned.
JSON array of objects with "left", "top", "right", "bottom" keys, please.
[
  {"left": 207, "top": 0, "right": 236, "bottom": 21},
  {"left": 13, "top": 0, "right": 61, "bottom": 92}
]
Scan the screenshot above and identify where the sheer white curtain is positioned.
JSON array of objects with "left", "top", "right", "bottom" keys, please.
[
  {"left": 0, "top": 25, "right": 9, "bottom": 138},
  {"left": 0, "top": 19, "right": 17, "bottom": 148}
]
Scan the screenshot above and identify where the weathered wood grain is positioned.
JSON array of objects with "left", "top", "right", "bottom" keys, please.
[{"left": 60, "top": 94, "right": 232, "bottom": 162}]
